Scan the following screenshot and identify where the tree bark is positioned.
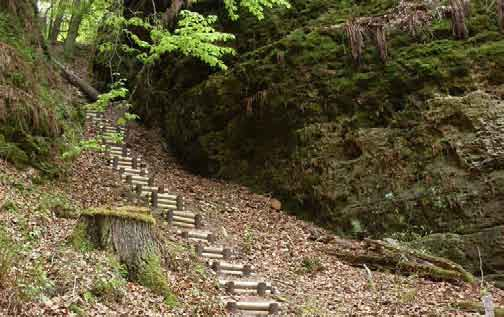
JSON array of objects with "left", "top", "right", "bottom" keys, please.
[
  {"left": 49, "top": 1, "right": 65, "bottom": 45},
  {"left": 498, "top": 0, "right": 504, "bottom": 32},
  {"left": 325, "top": 238, "right": 475, "bottom": 284},
  {"left": 52, "top": 58, "right": 99, "bottom": 101},
  {"left": 162, "top": 0, "right": 185, "bottom": 27},
  {"left": 345, "top": 19, "right": 364, "bottom": 65},
  {"left": 63, "top": 0, "right": 85, "bottom": 56},
  {"left": 74, "top": 207, "right": 159, "bottom": 279},
  {"left": 450, "top": 0, "right": 469, "bottom": 39}
]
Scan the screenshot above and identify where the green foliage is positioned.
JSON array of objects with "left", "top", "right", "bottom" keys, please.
[
  {"left": 91, "top": 276, "right": 126, "bottom": 302},
  {"left": 38, "top": 192, "right": 79, "bottom": 219},
  {"left": 0, "top": 226, "right": 18, "bottom": 287},
  {"left": 17, "top": 261, "right": 55, "bottom": 301},
  {"left": 61, "top": 138, "right": 103, "bottom": 161},
  {"left": 85, "top": 80, "right": 129, "bottom": 113},
  {"left": 299, "top": 256, "right": 324, "bottom": 274},
  {"left": 224, "top": 0, "right": 291, "bottom": 21},
  {"left": 70, "top": 222, "right": 94, "bottom": 252},
  {"left": 137, "top": 254, "right": 178, "bottom": 308},
  {"left": 146, "top": 11, "right": 236, "bottom": 70},
  {"left": 99, "top": 11, "right": 236, "bottom": 70}
]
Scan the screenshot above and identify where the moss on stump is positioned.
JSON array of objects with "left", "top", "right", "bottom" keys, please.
[{"left": 73, "top": 206, "right": 159, "bottom": 280}]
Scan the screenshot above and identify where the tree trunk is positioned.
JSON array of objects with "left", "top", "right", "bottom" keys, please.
[
  {"left": 345, "top": 20, "right": 364, "bottom": 65},
  {"left": 52, "top": 58, "right": 99, "bottom": 101},
  {"left": 63, "top": 0, "right": 84, "bottom": 56},
  {"left": 374, "top": 24, "right": 388, "bottom": 63},
  {"left": 162, "top": 0, "right": 185, "bottom": 27},
  {"left": 49, "top": 1, "right": 65, "bottom": 45},
  {"left": 450, "top": 0, "right": 469, "bottom": 39},
  {"left": 73, "top": 206, "right": 159, "bottom": 279},
  {"left": 498, "top": 0, "right": 504, "bottom": 32},
  {"left": 325, "top": 238, "right": 475, "bottom": 284}
]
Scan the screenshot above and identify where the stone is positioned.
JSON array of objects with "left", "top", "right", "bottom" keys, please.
[{"left": 270, "top": 198, "right": 282, "bottom": 210}]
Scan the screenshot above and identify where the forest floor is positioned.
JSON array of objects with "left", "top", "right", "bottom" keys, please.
[
  {"left": 1, "top": 56, "right": 504, "bottom": 316},
  {"left": 2, "top": 113, "right": 504, "bottom": 316}
]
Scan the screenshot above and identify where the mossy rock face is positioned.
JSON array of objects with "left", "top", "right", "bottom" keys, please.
[{"left": 104, "top": 0, "right": 504, "bottom": 280}]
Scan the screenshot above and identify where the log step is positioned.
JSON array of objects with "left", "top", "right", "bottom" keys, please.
[
  {"left": 211, "top": 261, "right": 253, "bottom": 276},
  {"left": 115, "top": 167, "right": 149, "bottom": 176},
  {"left": 168, "top": 210, "right": 201, "bottom": 227},
  {"left": 172, "top": 221, "right": 195, "bottom": 229},
  {"left": 226, "top": 301, "right": 280, "bottom": 314},
  {"left": 196, "top": 244, "right": 232, "bottom": 260},
  {"left": 180, "top": 230, "right": 216, "bottom": 243},
  {"left": 121, "top": 174, "right": 149, "bottom": 183},
  {"left": 219, "top": 280, "right": 274, "bottom": 295}
]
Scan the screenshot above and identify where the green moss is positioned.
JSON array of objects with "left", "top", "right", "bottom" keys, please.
[
  {"left": 137, "top": 254, "right": 178, "bottom": 308},
  {"left": 82, "top": 207, "right": 156, "bottom": 224},
  {"left": 69, "top": 222, "right": 94, "bottom": 252}
]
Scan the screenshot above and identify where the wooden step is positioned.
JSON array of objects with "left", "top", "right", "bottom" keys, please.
[
  {"left": 196, "top": 244, "right": 231, "bottom": 260},
  {"left": 211, "top": 261, "right": 252, "bottom": 276},
  {"left": 167, "top": 210, "right": 201, "bottom": 227},
  {"left": 171, "top": 221, "right": 195, "bottom": 229},
  {"left": 226, "top": 301, "right": 280, "bottom": 314},
  {"left": 219, "top": 280, "right": 274, "bottom": 296},
  {"left": 180, "top": 230, "right": 216, "bottom": 243}
]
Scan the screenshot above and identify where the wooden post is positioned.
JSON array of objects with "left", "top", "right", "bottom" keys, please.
[
  {"left": 223, "top": 248, "right": 232, "bottom": 260},
  {"left": 158, "top": 185, "right": 165, "bottom": 194},
  {"left": 126, "top": 175, "right": 133, "bottom": 186},
  {"left": 257, "top": 282, "right": 267, "bottom": 296},
  {"left": 167, "top": 210, "right": 174, "bottom": 223},
  {"left": 136, "top": 184, "right": 143, "bottom": 197},
  {"left": 119, "top": 167, "right": 125, "bottom": 174},
  {"left": 151, "top": 190, "right": 158, "bottom": 208},
  {"left": 113, "top": 156, "right": 119, "bottom": 169},
  {"left": 140, "top": 168, "right": 146, "bottom": 177},
  {"left": 195, "top": 244, "right": 203, "bottom": 256},
  {"left": 132, "top": 156, "right": 138, "bottom": 170},
  {"left": 176, "top": 196, "right": 184, "bottom": 210},
  {"left": 212, "top": 261, "right": 221, "bottom": 272},
  {"left": 269, "top": 303, "right": 280, "bottom": 314},
  {"left": 243, "top": 264, "right": 252, "bottom": 276},
  {"left": 181, "top": 231, "right": 189, "bottom": 239},
  {"left": 148, "top": 176, "right": 154, "bottom": 187},
  {"left": 226, "top": 301, "right": 238, "bottom": 313},
  {"left": 208, "top": 233, "right": 217, "bottom": 243},
  {"left": 122, "top": 145, "right": 128, "bottom": 157},
  {"left": 225, "top": 282, "right": 235, "bottom": 294},
  {"left": 195, "top": 214, "right": 203, "bottom": 228}
]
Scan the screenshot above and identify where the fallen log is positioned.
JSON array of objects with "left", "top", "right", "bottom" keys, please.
[
  {"left": 455, "top": 301, "right": 504, "bottom": 316},
  {"left": 52, "top": 58, "right": 99, "bottom": 102},
  {"left": 326, "top": 238, "right": 475, "bottom": 284}
]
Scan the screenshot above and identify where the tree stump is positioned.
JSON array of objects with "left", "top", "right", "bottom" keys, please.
[{"left": 73, "top": 206, "right": 158, "bottom": 280}]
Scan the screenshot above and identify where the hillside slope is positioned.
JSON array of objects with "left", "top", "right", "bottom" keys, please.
[{"left": 106, "top": 0, "right": 504, "bottom": 282}]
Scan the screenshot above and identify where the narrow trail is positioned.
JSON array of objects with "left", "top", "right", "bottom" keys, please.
[
  {"left": 83, "top": 105, "right": 504, "bottom": 316},
  {"left": 86, "top": 111, "right": 281, "bottom": 316}
]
